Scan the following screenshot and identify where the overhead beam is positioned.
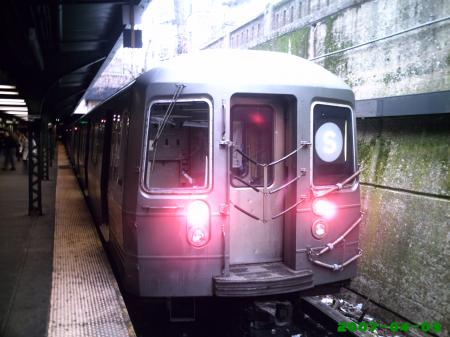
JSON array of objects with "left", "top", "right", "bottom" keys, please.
[
  {"left": 55, "top": 89, "right": 87, "bottom": 108},
  {"left": 355, "top": 91, "right": 450, "bottom": 118},
  {"left": 60, "top": 1, "right": 132, "bottom": 4}
]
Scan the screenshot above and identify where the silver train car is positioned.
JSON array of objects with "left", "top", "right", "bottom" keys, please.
[{"left": 67, "top": 50, "right": 363, "bottom": 298}]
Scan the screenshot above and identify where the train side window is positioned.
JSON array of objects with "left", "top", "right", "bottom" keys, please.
[
  {"left": 230, "top": 105, "right": 274, "bottom": 187},
  {"left": 144, "top": 100, "right": 211, "bottom": 192}
]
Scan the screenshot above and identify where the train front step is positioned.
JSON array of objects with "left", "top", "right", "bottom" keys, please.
[{"left": 214, "top": 262, "right": 313, "bottom": 297}]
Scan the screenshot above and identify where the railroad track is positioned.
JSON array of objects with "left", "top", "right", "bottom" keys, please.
[
  {"left": 299, "top": 296, "right": 365, "bottom": 337},
  {"left": 124, "top": 295, "right": 369, "bottom": 337}
]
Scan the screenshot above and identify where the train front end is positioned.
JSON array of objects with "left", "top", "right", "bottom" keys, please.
[
  {"left": 130, "top": 50, "right": 362, "bottom": 298},
  {"left": 214, "top": 96, "right": 362, "bottom": 297}
]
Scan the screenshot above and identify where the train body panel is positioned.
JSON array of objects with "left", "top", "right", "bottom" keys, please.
[{"left": 67, "top": 50, "right": 362, "bottom": 298}]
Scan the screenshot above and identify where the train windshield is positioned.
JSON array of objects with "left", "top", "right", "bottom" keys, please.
[
  {"left": 313, "top": 103, "right": 355, "bottom": 186},
  {"left": 144, "top": 100, "right": 211, "bottom": 191}
]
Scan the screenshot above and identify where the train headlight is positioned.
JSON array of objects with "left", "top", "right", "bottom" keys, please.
[
  {"left": 186, "top": 200, "right": 210, "bottom": 247},
  {"left": 312, "top": 199, "right": 336, "bottom": 219},
  {"left": 312, "top": 220, "right": 328, "bottom": 239},
  {"left": 314, "top": 122, "right": 343, "bottom": 162}
]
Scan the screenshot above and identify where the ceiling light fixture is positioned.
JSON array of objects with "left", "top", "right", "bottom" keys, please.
[
  {"left": 0, "top": 100, "right": 26, "bottom": 105},
  {"left": 4, "top": 111, "right": 28, "bottom": 116},
  {"left": 0, "top": 85, "right": 17, "bottom": 90},
  {"left": 0, "top": 106, "right": 28, "bottom": 111},
  {"left": 0, "top": 91, "right": 19, "bottom": 95}
]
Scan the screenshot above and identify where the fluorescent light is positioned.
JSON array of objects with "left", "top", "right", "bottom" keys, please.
[
  {"left": 4, "top": 110, "right": 28, "bottom": 115},
  {"left": 0, "top": 85, "right": 16, "bottom": 90},
  {"left": 0, "top": 98, "right": 25, "bottom": 103},
  {"left": 0, "top": 100, "right": 26, "bottom": 105},
  {"left": 0, "top": 91, "right": 19, "bottom": 95},
  {"left": 0, "top": 106, "right": 28, "bottom": 111},
  {"left": 4, "top": 111, "right": 27, "bottom": 115}
]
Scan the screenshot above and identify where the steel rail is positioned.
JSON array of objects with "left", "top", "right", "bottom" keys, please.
[{"left": 300, "top": 297, "right": 366, "bottom": 337}]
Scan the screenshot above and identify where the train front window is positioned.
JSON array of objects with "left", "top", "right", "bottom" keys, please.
[
  {"left": 231, "top": 105, "right": 274, "bottom": 187},
  {"left": 313, "top": 103, "right": 355, "bottom": 186},
  {"left": 145, "top": 100, "right": 211, "bottom": 191}
]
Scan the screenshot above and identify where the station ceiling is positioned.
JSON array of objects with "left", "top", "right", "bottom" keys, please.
[{"left": 0, "top": 0, "right": 143, "bottom": 122}]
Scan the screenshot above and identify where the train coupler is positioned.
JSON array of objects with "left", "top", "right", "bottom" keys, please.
[{"left": 167, "top": 298, "right": 196, "bottom": 322}]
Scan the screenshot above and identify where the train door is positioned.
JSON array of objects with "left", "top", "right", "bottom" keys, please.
[
  {"left": 108, "top": 106, "right": 129, "bottom": 246},
  {"left": 229, "top": 96, "right": 286, "bottom": 264}
]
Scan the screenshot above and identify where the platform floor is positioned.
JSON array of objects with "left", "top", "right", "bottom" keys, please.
[
  {"left": 0, "top": 154, "right": 55, "bottom": 337},
  {"left": 0, "top": 145, "right": 135, "bottom": 337},
  {"left": 47, "top": 144, "right": 135, "bottom": 337}
]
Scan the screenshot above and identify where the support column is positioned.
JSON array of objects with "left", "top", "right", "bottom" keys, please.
[
  {"left": 28, "top": 119, "right": 42, "bottom": 215},
  {"left": 41, "top": 117, "right": 49, "bottom": 181}
]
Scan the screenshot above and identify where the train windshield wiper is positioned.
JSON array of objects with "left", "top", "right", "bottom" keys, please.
[
  {"left": 150, "top": 84, "right": 185, "bottom": 171},
  {"left": 152, "top": 84, "right": 185, "bottom": 146}
]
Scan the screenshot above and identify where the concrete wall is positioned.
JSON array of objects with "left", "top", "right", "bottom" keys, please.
[
  {"left": 204, "top": 0, "right": 450, "bottom": 332},
  {"left": 242, "top": 0, "right": 450, "bottom": 99},
  {"left": 310, "top": 0, "right": 450, "bottom": 99},
  {"left": 354, "top": 116, "right": 449, "bottom": 335}
]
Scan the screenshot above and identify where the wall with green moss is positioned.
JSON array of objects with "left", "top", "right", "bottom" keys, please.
[
  {"left": 312, "top": 0, "right": 450, "bottom": 99},
  {"left": 352, "top": 115, "right": 449, "bottom": 336},
  {"left": 249, "top": 0, "right": 450, "bottom": 100},
  {"left": 251, "top": 27, "right": 310, "bottom": 59}
]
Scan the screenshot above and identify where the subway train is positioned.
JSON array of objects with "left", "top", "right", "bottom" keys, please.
[{"left": 66, "top": 49, "right": 363, "bottom": 300}]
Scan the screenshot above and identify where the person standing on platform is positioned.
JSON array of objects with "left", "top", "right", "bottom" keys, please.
[
  {"left": 0, "top": 130, "right": 5, "bottom": 161},
  {"left": 2, "top": 131, "right": 18, "bottom": 170},
  {"left": 16, "top": 131, "right": 24, "bottom": 161},
  {"left": 21, "top": 135, "right": 30, "bottom": 169}
]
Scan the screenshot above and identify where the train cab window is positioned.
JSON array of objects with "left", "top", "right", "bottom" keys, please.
[
  {"left": 231, "top": 105, "right": 274, "bottom": 187},
  {"left": 312, "top": 103, "right": 355, "bottom": 186},
  {"left": 144, "top": 100, "right": 211, "bottom": 192}
]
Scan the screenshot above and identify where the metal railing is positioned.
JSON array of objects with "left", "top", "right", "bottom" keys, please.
[
  {"left": 230, "top": 141, "right": 310, "bottom": 222},
  {"left": 307, "top": 213, "right": 364, "bottom": 271}
]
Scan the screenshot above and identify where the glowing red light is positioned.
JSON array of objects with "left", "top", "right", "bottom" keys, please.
[
  {"left": 187, "top": 201, "right": 209, "bottom": 227},
  {"left": 312, "top": 199, "right": 336, "bottom": 219},
  {"left": 250, "top": 113, "right": 264, "bottom": 125},
  {"left": 186, "top": 201, "right": 210, "bottom": 247}
]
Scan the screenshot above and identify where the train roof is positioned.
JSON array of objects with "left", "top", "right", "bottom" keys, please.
[{"left": 138, "top": 49, "right": 351, "bottom": 91}]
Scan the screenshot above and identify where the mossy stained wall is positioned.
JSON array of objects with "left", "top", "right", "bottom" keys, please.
[
  {"left": 251, "top": 27, "right": 310, "bottom": 59},
  {"left": 353, "top": 115, "right": 449, "bottom": 336},
  {"left": 250, "top": 0, "right": 450, "bottom": 100}
]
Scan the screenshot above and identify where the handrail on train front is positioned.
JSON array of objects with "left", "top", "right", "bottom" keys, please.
[
  {"left": 230, "top": 141, "right": 310, "bottom": 222},
  {"left": 306, "top": 213, "right": 364, "bottom": 271},
  {"left": 231, "top": 141, "right": 310, "bottom": 195},
  {"left": 233, "top": 141, "right": 310, "bottom": 168},
  {"left": 313, "top": 168, "right": 362, "bottom": 198}
]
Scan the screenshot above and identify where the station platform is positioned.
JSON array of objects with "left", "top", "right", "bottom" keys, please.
[
  {"left": 0, "top": 145, "right": 135, "bottom": 337},
  {"left": 0, "top": 155, "right": 55, "bottom": 337}
]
